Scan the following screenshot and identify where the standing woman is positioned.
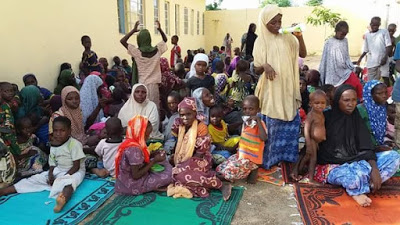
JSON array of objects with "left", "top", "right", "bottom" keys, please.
[
  {"left": 120, "top": 20, "right": 168, "bottom": 109},
  {"left": 241, "top": 23, "right": 258, "bottom": 59},
  {"left": 223, "top": 33, "right": 233, "bottom": 57},
  {"left": 253, "top": 5, "right": 307, "bottom": 169}
]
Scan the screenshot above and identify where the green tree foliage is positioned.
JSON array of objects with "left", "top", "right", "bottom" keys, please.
[
  {"left": 306, "top": 6, "right": 343, "bottom": 39},
  {"left": 306, "top": 6, "right": 341, "bottom": 29},
  {"left": 206, "top": 0, "right": 223, "bottom": 10},
  {"left": 306, "top": 0, "right": 323, "bottom": 6},
  {"left": 260, "top": 0, "right": 291, "bottom": 8}
]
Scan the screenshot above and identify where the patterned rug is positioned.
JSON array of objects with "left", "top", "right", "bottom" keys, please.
[
  {"left": 294, "top": 177, "right": 400, "bottom": 225},
  {"left": 87, "top": 187, "right": 244, "bottom": 225},
  {"left": 0, "top": 175, "right": 114, "bottom": 225},
  {"left": 257, "top": 166, "right": 285, "bottom": 186}
]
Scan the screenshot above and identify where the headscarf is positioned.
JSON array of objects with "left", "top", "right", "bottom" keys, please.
[
  {"left": 79, "top": 75, "right": 104, "bottom": 125},
  {"left": 178, "top": 97, "right": 197, "bottom": 111},
  {"left": 16, "top": 85, "right": 42, "bottom": 119},
  {"left": 363, "top": 80, "right": 387, "bottom": 145},
  {"left": 137, "top": 29, "right": 157, "bottom": 53},
  {"left": 317, "top": 85, "right": 376, "bottom": 165},
  {"left": 60, "top": 86, "right": 86, "bottom": 144},
  {"left": 118, "top": 84, "right": 162, "bottom": 139},
  {"left": 245, "top": 23, "right": 258, "bottom": 57},
  {"left": 54, "top": 69, "right": 79, "bottom": 95},
  {"left": 174, "top": 97, "right": 199, "bottom": 164},
  {"left": 319, "top": 37, "right": 354, "bottom": 86},
  {"left": 115, "top": 115, "right": 149, "bottom": 177},
  {"left": 253, "top": 5, "right": 301, "bottom": 121},
  {"left": 188, "top": 53, "right": 209, "bottom": 78},
  {"left": 192, "top": 87, "right": 210, "bottom": 125}
]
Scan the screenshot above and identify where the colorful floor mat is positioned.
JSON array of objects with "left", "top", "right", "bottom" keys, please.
[
  {"left": 0, "top": 175, "right": 114, "bottom": 225},
  {"left": 87, "top": 187, "right": 244, "bottom": 225},
  {"left": 257, "top": 166, "right": 285, "bottom": 186},
  {"left": 257, "top": 162, "right": 293, "bottom": 186},
  {"left": 294, "top": 177, "right": 400, "bottom": 225}
]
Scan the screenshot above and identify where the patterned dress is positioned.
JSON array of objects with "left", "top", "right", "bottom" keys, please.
[
  {"left": 16, "top": 134, "right": 47, "bottom": 177},
  {"left": 0, "top": 102, "right": 20, "bottom": 155},
  {"left": 169, "top": 120, "right": 222, "bottom": 198},
  {"left": 115, "top": 147, "right": 172, "bottom": 195}
]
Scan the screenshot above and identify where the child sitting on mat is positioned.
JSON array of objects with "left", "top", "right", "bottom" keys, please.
[
  {"left": 216, "top": 95, "right": 267, "bottom": 183},
  {"left": 92, "top": 117, "right": 124, "bottom": 178},
  {"left": 208, "top": 105, "right": 240, "bottom": 164},
  {"left": 0, "top": 116, "right": 86, "bottom": 213}
]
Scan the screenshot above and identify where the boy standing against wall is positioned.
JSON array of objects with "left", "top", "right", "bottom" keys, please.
[
  {"left": 357, "top": 17, "right": 392, "bottom": 81},
  {"left": 170, "top": 35, "right": 181, "bottom": 68}
]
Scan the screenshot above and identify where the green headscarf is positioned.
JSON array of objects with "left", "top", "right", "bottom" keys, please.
[
  {"left": 137, "top": 29, "right": 157, "bottom": 53},
  {"left": 54, "top": 69, "right": 79, "bottom": 95},
  {"left": 16, "top": 85, "right": 42, "bottom": 120}
]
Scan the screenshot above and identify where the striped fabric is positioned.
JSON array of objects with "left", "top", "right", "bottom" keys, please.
[{"left": 238, "top": 121, "right": 266, "bottom": 165}]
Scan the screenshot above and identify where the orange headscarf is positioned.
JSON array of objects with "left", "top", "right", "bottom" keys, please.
[{"left": 115, "top": 115, "right": 150, "bottom": 177}]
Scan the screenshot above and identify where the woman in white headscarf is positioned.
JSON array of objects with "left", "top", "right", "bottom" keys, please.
[
  {"left": 186, "top": 53, "right": 210, "bottom": 79},
  {"left": 118, "top": 84, "right": 163, "bottom": 140},
  {"left": 253, "top": 5, "right": 307, "bottom": 169},
  {"left": 80, "top": 74, "right": 105, "bottom": 127}
]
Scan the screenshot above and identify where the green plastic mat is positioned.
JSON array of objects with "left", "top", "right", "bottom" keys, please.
[{"left": 86, "top": 187, "right": 244, "bottom": 225}]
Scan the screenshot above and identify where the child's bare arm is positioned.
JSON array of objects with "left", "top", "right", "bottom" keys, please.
[
  {"left": 66, "top": 160, "right": 81, "bottom": 175},
  {"left": 304, "top": 117, "right": 314, "bottom": 155},
  {"left": 254, "top": 117, "right": 267, "bottom": 141}
]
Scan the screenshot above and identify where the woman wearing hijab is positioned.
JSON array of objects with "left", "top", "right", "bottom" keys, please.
[
  {"left": 118, "top": 84, "right": 163, "bottom": 140},
  {"left": 253, "top": 5, "right": 307, "bottom": 169},
  {"left": 192, "top": 88, "right": 215, "bottom": 125},
  {"left": 314, "top": 85, "right": 399, "bottom": 207},
  {"left": 319, "top": 21, "right": 363, "bottom": 99},
  {"left": 16, "top": 85, "right": 50, "bottom": 146},
  {"left": 120, "top": 20, "right": 168, "bottom": 109},
  {"left": 186, "top": 54, "right": 215, "bottom": 95},
  {"left": 79, "top": 75, "right": 105, "bottom": 127},
  {"left": 358, "top": 80, "right": 391, "bottom": 149},
  {"left": 49, "top": 86, "right": 86, "bottom": 145},
  {"left": 115, "top": 115, "right": 172, "bottom": 195},
  {"left": 167, "top": 97, "right": 231, "bottom": 200},
  {"left": 54, "top": 69, "right": 80, "bottom": 95},
  {"left": 16, "top": 85, "right": 42, "bottom": 120},
  {"left": 241, "top": 23, "right": 258, "bottom": 59}
]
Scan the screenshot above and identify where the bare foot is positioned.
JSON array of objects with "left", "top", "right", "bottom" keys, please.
[
  {"left": 352, "top": 194, "right": 372, "bottom": 207},
  {"left": 221, "top": 183, "right": 232, "bottom": 201},
  {"left": 54, "top": 193, "right": 67, "bottom": 213},
  {"left": 92, "top": 168, "right": 110, "bottom": 178}
]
